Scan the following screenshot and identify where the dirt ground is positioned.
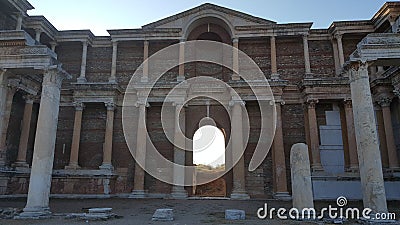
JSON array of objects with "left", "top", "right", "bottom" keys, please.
[{"left": 0, "top": 198, "right": 398, "bottom": 225}]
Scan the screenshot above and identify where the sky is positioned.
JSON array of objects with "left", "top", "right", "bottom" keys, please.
[{"left": 27, "top": 0, "right": 392, "bottom": 36}]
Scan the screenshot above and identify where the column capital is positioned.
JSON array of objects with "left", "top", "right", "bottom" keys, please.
[
  {"left": 23, "top": 94, "right": 36, "bottom": 104},
  {"left": 274, "top": 100, "right": 285, "bottom": 106},
  {"left": 334, "top": 33, "right": 343, "bottom": 41},
  {"left": 232, "top": 38, "right": 239, "bottom": 44},
  {"left": 343, "top": 98, "right": 353, "bottom": 108},
  {"left": 347, "top": 61, "right": 369, "bottom": 82},
  {"left": 112, "top": 40, "right": 118, "bottom": 47},
  {"left": 229, "top": 99, "right": 245, "bottom": 107},
  {"left": 73, "top": 101, "right": 85, "bottom": 111},
  {"left": 377, "top": 96, "right": 392, "bottom": 108},
  {"left": 179, "top": 38, "right": 186, "bottom": 43},
  {"left": 306, "top": 98, "right": 319, "bottom": 109},
  {"left": 144, "top": 40, "right": 149, "bottom": 46},
  {"left": 43, "top": 66, "right": 67, "bottom": 88},
  {"left": 105, "top": 102, "right": 115, "bottom": 111},
  {"left": 302, "top": 33, "right": 309, "bottom": 40},
  {"left": 82, "top": 40, "right": 89, "bottom": 47},
  {"left": 135, "top": 100, "right": 150, "bottom": 108}
]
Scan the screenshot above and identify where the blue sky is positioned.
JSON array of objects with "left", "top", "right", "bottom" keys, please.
[{"left": 28, "top": 0, "right": 391, "bottom": 36}]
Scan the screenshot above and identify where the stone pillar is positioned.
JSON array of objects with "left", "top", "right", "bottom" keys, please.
[
  {"left": 14, "top": 95, "right": 35, "bottom": 168},
  {"left": 232, "top": 38, "right": 240, "bottom": 81},
  {"left": 335, "top": 34, "right": 345, "bottom": 67},
  {"left": 230, "top": 100, "right": 249, "bottom": 199},
  {"left": 171, "top": 102, "right": 188, "bottom": 198},
  {"left": 0, "top": 82, "right": 17, "bottom": 167},
  {"left": 34, "top": 28, "right": 42, "bottom": 43},
  {"left": 15, "top": 13, "right": 23, "bottom": 30},
  {"left": 270, "top": 36, "right": 279, "bottom": 80},
  {"left": 99, "top": 102, "right": 115, "bottom": 170},
  {"left": 378, "top": 97, "right": 399, "bottom": 170},
  {"left": 290, "top": 143, "right": 314, "bottom": 217},
  {"left": 375, "top": 104, "right": 389, "bottom": 168},
  {"left": 109, "top": 41, "right": 118, "bottom": 83},
  {"left": 65, "top": 102, "right": 84, "bottom": 170},
  {"left": 306, "top": 99, "right": 323, "bottom": 171},
  {"left": 49, "top": 42, "right": 58, "bottom": 60},
  {"left": 272, "top": 101, "right": 290, "bottom": 200},
  {"left": 343, "top": 99, "right": 359, "bottom": 172},
  {"left": 331, "top": 39, "right": 341, "bottom": 75},
  {"left": 77, "top": 41, "right": 88, "bottom": 83},
  {"left": 348, "top": 62, "right": 387, "bottom": 214},
  {"left": 20, "top": 67, "right": 67, "bottom": 218},
  {"left": 177, "top": 39, "right": 185, "bottom": 82},
  {"left": 141, "top": 40, "right": 149, "bottom": 82},
  {"left": 302, "top": 34, "right": 312, "bottom": 78},
  {"left": 130, "top": 101, "right": 148, "bottom": 198}
]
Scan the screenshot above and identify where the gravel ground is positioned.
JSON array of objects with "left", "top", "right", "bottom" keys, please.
[{"left": 0, "top": 198, "right": 398, "bottom": 225}]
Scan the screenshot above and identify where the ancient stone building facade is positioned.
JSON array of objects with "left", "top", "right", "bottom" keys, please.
[{"left": 0, "top": 0, "right": 400, "bottom": 217}]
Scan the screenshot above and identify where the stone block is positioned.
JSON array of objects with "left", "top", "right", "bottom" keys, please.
[
  {"left": 225, "top": 209, "right": 245, "bottom": 220},
  {"left": 152, "top": 208, "right": 173, "bottom": 221}
]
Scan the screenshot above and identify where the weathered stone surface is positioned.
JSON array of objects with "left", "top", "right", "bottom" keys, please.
[
  {"left": 225, "top": 209, "right": 245, "bottom": 220},
  {"left": 152, "top": 208, "right": 174, "bottom": 221},
  {"left": 290, "top": 143, "right": 314, "bottom": 213}
]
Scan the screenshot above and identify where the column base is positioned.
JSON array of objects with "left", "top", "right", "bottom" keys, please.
[
  {"left": 108, "top": 77, "right": 117, "bottom": 83},
  {"left": 177, "top": 76, "right": 185, "bottom": 82},
  {"left": 271, "top": 73, "right": 280, "bottom": 80},
  {"left": 230, "top": 192, "right": 250, "bottom": 200},
  {"left": 12, "top": 161, "right": 29, "bottom": 168},
  {"left": 140, "top": 77, "right": 148, "bottom": 83},
  {"left": 16, "top": 207, "right": 51, "bottom": 219},
  {"left": 129, "top": 190, "right": 147, "bottom": 199},
  {"left": 65, "top": 164, "right": 81, "bottom": 170},
  {"left": 273, "top": 192, "right": 292, "bottom": 201},
  {"left": 99, "top": 163, "right": 114, "bottom": 171},
  {"left": 345, "top": 166, "right": 359, "bottom": 174},
  {"left": 304, "top": 73, "right": 314, "bottom": 79},
  {"left": 311, "top": 164, "right": 324, "bottom": 173},
  {"left": 170, "top": 187, "right": 188, "bottom": 199},
  {"left": 76, "top": 77, "right": 87, "bottom": 83}
]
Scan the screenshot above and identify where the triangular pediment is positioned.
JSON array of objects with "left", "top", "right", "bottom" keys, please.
[{"left": 142, "top": 3, "right": 276, "bottom": 30}]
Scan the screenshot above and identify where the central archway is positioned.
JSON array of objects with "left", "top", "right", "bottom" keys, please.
[{"left": 192, "top": 125, "right": 227, "bottom": 197}]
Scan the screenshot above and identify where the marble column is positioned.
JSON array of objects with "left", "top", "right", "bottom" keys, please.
[
  {"left": 232, "top": 38, "right": 240, "bottom": 81},
  {"left": 15, "top": 13, "right": 23, "bottom": 30},
  {"left": 49, "top": 42, "right": 58, "bottom": 59},
  {"left": 272, "top": 101, "right": 290, "bottom": 200},
  {"left": 331, "top": 39, "right": 341, "bottom": 75},
  {"left": 130, "top": 101, "right": 148, "bottom": 198},
  {"left": 335, "top": 34, "right": 345, "bottom": 67},
  {"left": 343, "top": 99, "right": 359, "bottom": 172},
  {"left": 378, "top": 97, "right": 399, "bottom": 170},
  {"left": 348, "top": 62, "right": 387, "bottom": 214},
  {"left": 14, "top": 95, "right": 35, "bottom": 168},
  {"left": 375, "top": 104, "right": 389, "bottom": 168},
  {"left": 0, "top": 82, "right": 17, "bottom": 167},
  {"left": 65, "top": 102, "right": 84, "bottom": 170},
  {"left": 141, "top": 40, "right": 149, "bottom": 82},
  {"left": 302, "top": 34, "right": 312, "bottom": 78},
  {"left": 109, "top": 41, "right": 118, "bottom": 83},
  {"left": 77, "top": 41, "right": 88, "bottom": 83},
  {"left": 99, "top": 102, "right": 115, "bottom": 170},
  {"left": 20, "top": 67, "right": 67, "bottom": 218},
  {"left": 171, "top": 102, "right": 188, "bottom": 198},
  {"left": 178, "top": 39, "right": 185, "bottom": 82},
  {"left": 270, "top": 36, "right": 279, "bottom": 80},
  {"left": 230, "top": 100, "right": 249, "bottom": 199},
  {"left": 306, "top": 99, "right": 323, "bottom": 171},
  {"left": 34, "top": 28, "right": 42, "bottom": 43}
]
